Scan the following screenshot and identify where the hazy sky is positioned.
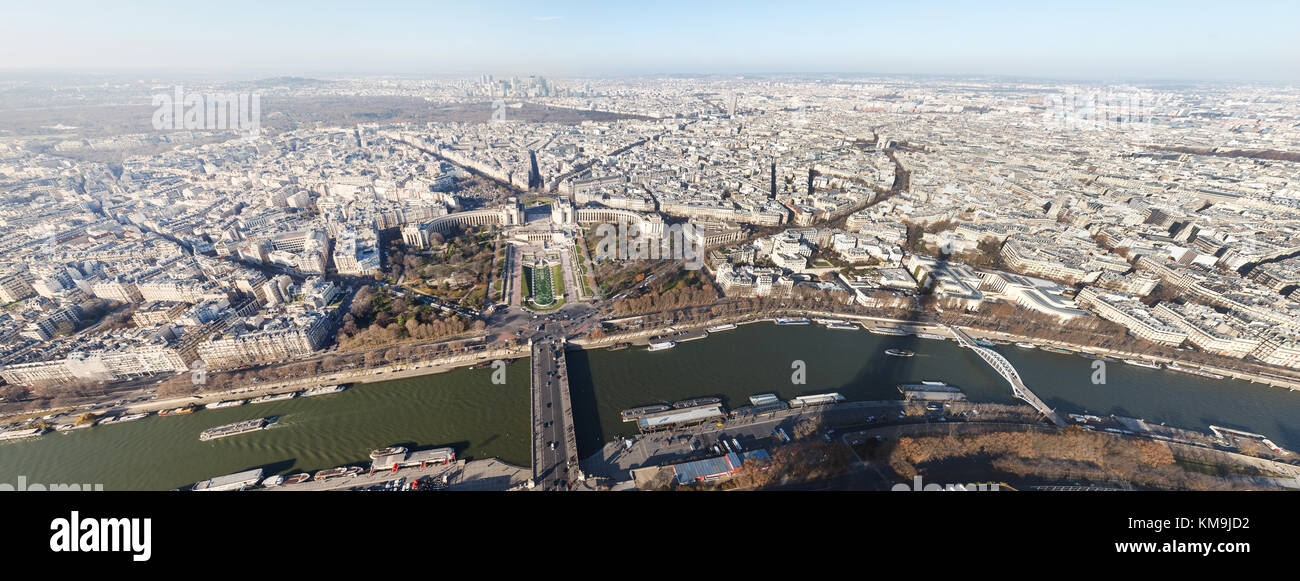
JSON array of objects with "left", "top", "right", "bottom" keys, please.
[{"left": 2, "top": 0, "right": 1297, "bottom": 81}]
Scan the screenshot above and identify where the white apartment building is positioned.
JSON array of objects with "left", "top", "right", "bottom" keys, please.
[
  {"left": 332, "top": 228, "right": 381, "bottom": 276},
  {"left": 196, "top": 313, "right": 332, "bottom": 370},
  {"left": 0, "top": 273, "right": 35, "bottom": 303},
  {"left": 1153, "top": 302, "right": 1264, "bottom": 358},
  {"left": 1251, "top": 330, "right": 1300, "bottom": 369},
  {"left": 1076, "top": 287, "right": 1188, "bottom": 345}
]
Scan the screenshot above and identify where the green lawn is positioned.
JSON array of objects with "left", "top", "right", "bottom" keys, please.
[
  {"left": 530, "top": 264, "right": 556, "bottom": 306},
  {"left": 551, "top": 265, "right": 565, "bottom": 298},
  {"left": 569, "top": 246, "right": 592, "bottom": 297}
]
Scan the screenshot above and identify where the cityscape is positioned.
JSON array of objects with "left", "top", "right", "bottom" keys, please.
[{"left": 2, "top": 2, "right": 1299, "bottom": 505}]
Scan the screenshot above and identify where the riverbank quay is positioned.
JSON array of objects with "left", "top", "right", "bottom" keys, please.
[
  {"left": 958, "top": 326, "right": 1300, "bottom": 391},
  {"left": 580, "top": 395, "right": 1300, "bottom": 491},
  {"left": 579, "top": 400, "right": 1035, "bottom": 485},
  {"left": 95, "top": 345, "right": 529, "bottom": 420},
  {"left": 572, "top": 311, "right": 1300, "bottom": 392},
  {"left": 838, "top": 421, "right": 1300, "bottom": 489},
  {"left": 269, "top": 458, "right": 530, "bottom": 492}
]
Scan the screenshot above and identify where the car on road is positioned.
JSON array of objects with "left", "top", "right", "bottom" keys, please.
[{"left": 549, "top": 441, "right": 557, "bottom": 449}]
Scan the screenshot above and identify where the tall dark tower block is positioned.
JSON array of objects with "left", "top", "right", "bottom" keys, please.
[{"left": 770, "top": 162, "right": 776, "bottom": 199}]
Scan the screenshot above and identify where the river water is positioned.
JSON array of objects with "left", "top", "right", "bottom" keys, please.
[
  {"left": 0, "top": 361, "right": 531, "bottom": 491},
  {"left": 565, "top": 323, "right": 1300, "bottom": 456},
  {"left": 3, "top": 323, "right": 1298, "bottom": 490}
]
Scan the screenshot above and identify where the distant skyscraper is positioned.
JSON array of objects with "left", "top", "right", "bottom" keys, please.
[{"left": 770, "top": 161, "right": 777, "bottom": 199}]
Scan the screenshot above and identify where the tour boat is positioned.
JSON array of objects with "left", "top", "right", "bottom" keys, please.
[
  {"left": 370, "top": 446, "right": 408, "bottom": 459},
  {"left": 1124, "top": 359, "right": 1162, "bottom": 370},
  {"left": 871, "top": 327, "right": 909, "bottom": 336},
  {"left": 281, "top": 473, "right": 312, "bottom": 486}
]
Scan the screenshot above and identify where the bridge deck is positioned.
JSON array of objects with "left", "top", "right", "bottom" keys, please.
[
  {"left": 948, "top": 326, "right": 1067, "bottom": 427},
  {"left": 530, "top": 333, "right": 581, "bottom": 490}
]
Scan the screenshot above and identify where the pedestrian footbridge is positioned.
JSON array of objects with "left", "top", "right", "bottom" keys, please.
[{"left": 948, "top": 326, "right": 1066, "bottom": 427}]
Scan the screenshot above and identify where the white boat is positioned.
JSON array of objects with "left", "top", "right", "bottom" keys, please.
[
  {"left": 749, "top": 393, "right": 779, "bottom": 406},
  {"left": 774, "top": 317, "right": 810, "bottom": 325},
  {"left": 871, "top": 326, "right": 909, "bottom": 336},
  {"left": 199, "top": 417, "right": 271, "bottom": 441},
  {"left": 1015, "top": 342, "right": 1038, "bottom": 349},
  {"left": 707, "top": 324, "right": 737, "bottom": 332},
  {"left": 193, "top": 468, "right": 264, "bottom": 492},
  {"left": 789, "top": 392, "right": 846, "bottom": 407},
  {"left": 825, "top": 322, "right": 859, "bottom": 330},
  {"left": 250, "top": 392, "right": 298, "bottom": 404},
  {"left": 302, "top": 385, "right": 347, "bottom": 397},
  {"left": 621, "top": 404, "right": 672, "bottom": 420},
  {"left": 260, "top": 474, "right": 286, "bottom": 488},
  {"left": 370, "top": 445, "right": 408, "bottom": 459},
  {"left": 1124, "top": 359, "right": 1162, "bottom": 370},
  {"left": 1166, "top": 362, "right": 1224, "bottom": 379},
  {"left": 313, "top": 466, "right": 363, "bottom": 481},
  {"left": 0, "top": 428, "right": 47, "bottom": 441},
  {"left": 647, "top": 341, "right": 676, "bottom": 351},
  {"left": 205, "top": 399, "right": 245, "bottom": 409},
  {"left": 281, "top": 473, "right": 312, "bottom": 486},
  {"left": 98, "top": 412, "right": 149, "bottom": 425},
  {"left": 915, "top": 332, "right": 946, "bottom": 340}
]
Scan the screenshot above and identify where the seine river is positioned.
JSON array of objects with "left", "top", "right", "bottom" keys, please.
[
  {"left": 568, "top": 323, "right": 1300, "bottom": 455},
  {"left": 3, "top": 323, "right": 1298, "bottom": 490},
  {"left": 0, "top": 361, "right": 532, "bottom": 491}
]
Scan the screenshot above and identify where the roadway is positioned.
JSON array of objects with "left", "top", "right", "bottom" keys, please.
[{"left": 530, "top": 322, "right": 581, "bottom": 490}]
